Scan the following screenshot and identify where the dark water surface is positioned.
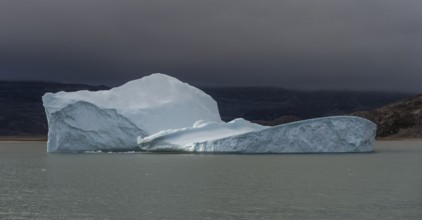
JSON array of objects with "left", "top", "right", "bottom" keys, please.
[{"left": 1, "top": 141, "right": 421, "bottom": 219}]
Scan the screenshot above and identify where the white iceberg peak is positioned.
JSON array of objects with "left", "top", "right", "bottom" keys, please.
[{"left": 43, "top": 73, "right": 221, "bottom": 152}]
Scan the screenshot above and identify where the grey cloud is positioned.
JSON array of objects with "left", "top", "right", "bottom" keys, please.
[{"left": 0, "top": 0, "right": 421, "bottom": 92}]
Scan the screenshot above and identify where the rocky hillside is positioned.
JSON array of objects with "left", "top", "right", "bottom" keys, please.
[
  {"left": 351, "top": 94, "right": 422, "bottom": 138},
  {"left": 0, "top": 81, "right": 108, "bottom": 136}
]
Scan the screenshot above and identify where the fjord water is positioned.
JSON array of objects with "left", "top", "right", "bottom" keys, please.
[{"left": 1, "top": 141, "right": 421, "bottom": 219}]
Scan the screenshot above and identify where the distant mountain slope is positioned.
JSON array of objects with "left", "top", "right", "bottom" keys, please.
[
  {"left": 202, "top": 87, "right": 410, "bottom": 121},
  {"left": 0, "top": 81, "right": 413, "bottom": 136},
  {"left": 351, "top": 94, "right": 422, "bottom": 138},
  {"left": 0, "top": 81, "right": 108, "bottom": 136}
]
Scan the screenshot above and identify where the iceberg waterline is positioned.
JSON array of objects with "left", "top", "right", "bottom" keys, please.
[{"left": 43, "top": 73, "right": 376, "bottom": 153}]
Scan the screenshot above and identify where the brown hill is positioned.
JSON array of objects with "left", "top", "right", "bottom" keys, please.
[{"left": 351, "top": 94, "right": 422, "bottom": 138}]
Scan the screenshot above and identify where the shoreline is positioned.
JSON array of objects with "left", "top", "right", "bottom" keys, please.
[
  {"left": 376, "top": 137, "right": 422, "bottom": 141},
  {"left": 0, "top": 136, "right": 48, "bottom": 142}
]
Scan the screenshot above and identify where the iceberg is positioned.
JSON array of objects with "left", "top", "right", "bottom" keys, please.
[
  {"left": 43, "top": 73, "right": 376, "bottom": 153},
  {"left": 43, "top": 73, "right": 221, "bottom": 152},
  {"left": 138, "top": 116, "right": 376, "bottom": 153}
]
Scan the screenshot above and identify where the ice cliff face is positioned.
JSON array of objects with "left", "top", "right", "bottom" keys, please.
[
  {"left": 43, "top": 73, "right": 221, "bottom": 152},
  {"left": 138, "top": 116, "right": 376, "bottom": 153},
  {"left": 44, "top": 101, "right": 146, "bottom": 152}
]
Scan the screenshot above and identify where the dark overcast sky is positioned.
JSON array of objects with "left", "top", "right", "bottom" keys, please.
[{"left": 0, "top": 0, "right": 421, "bottom": 92}]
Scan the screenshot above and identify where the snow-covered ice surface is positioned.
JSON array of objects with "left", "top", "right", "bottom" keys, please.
[
  {"left": 43, "top": 73, "right": 221, "bottom": 152},
  {"left": 138, "top": 118, "right": 268, "bottom": 151},
  {"left": 138, "top": 116, "right": 376, "bottom": 153}
]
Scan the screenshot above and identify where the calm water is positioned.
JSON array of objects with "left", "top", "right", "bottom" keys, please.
[{"left": 0, "top": 141, "right": 421, "bottom": 220}]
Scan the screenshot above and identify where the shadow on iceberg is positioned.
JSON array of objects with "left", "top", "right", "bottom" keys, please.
[{"left": 44, "top": 100, "right": 147, "bottom": 152}]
